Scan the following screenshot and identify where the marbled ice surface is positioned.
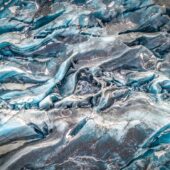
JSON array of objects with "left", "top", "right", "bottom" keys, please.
[{"left": 0, "top": 0, "right": 170, "bottom": 169}]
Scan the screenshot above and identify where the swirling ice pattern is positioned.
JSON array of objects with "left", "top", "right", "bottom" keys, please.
[{"left": 0, "top": 0, "right": 170, "bottom": 169}]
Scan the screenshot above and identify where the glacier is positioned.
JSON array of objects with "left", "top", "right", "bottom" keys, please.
[{"left": 0, "top": 0, "right": 170, "bottom": 169}]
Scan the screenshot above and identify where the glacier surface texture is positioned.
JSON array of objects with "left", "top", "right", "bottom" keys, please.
[{"left": 0, "top": 0, "right": 170, "bottom": 169}]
